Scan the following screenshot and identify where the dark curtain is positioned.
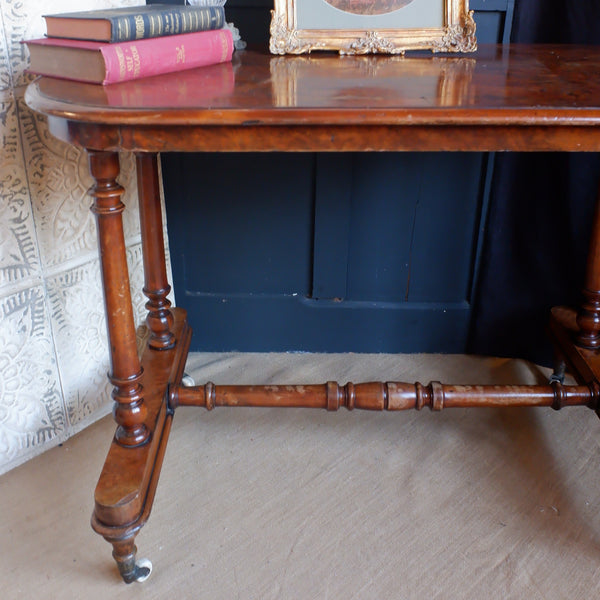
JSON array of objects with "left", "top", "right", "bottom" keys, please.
[{"left": 468, "top": 0, "right": 600, "bottom": 365}]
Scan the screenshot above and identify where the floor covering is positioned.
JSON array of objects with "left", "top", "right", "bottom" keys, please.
[{"left": 2, "top": 352, "right": 600, "bottom": 599}]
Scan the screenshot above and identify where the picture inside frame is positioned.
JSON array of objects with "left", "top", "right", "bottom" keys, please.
[
  {"left": 296, "top": 0, "right": 444, "bottom": 31},
  {"left": 270, "top": 0, "right": 477, "bottom": 55}
]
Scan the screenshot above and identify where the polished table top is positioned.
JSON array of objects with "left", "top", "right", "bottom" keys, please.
[{"left": 25, "top": 44, "right": 600, "bottom": 152}]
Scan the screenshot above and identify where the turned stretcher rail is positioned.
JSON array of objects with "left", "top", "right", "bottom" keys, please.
[{"left": 172, "top": 381, "right": 598, "bottom": 412}]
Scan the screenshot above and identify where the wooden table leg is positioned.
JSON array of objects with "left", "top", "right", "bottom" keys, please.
[
  {"left": 137, "top": 153, "right": 175, "bottom": 350},
  {"left": 577, "top": 182, "right": 600, "bottom": 349},
  {"left": 89, "top": 151, "right": 191, "bottom": 583},
  {"left": 88, "top": 151, "right": 148, "bottom": 448},
  {"left": 549, "top": 178, "right": 600, "bottom": 407}
]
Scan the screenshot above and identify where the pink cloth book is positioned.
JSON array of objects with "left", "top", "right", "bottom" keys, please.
[{"left": 24, "top": 28, "right": 233, "bottom": 84}]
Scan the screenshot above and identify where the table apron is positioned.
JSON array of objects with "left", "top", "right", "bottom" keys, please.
[{"left": 48, "top": 118, "right": 600, "bottom": 153}]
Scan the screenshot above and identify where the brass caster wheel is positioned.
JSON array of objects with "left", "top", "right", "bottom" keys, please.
[
  {"left": 133, "top": 558, "right": 152, "bottom": 583},
  {"left": 122, "top": 558, "right": 152, "bottom": 584}
]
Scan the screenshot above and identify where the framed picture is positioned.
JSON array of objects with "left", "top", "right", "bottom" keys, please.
[{"left": 270, "top": 0, "right": 477, "bottom": 55}]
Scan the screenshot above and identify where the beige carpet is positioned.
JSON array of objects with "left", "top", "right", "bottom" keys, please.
[{"left": 2, "top": 352, "right": 600, "bottom": 599}]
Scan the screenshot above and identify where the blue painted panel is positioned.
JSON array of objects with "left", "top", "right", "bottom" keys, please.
[
  {"left": 312, "top": 153, "right": 485, "bottom": 306},
  {"left": 311, "top": 155, "right": 353, "bottom": 300},
  {"left": 164, "top": 153, "right": 315, "bottom": 296},
  {"left": 406, "top": 153, "right": 484, "bottom": 303},
  {"left": 165, "top": 151, "right": 486, "bottom": 352},
  {"left": 181, "top": 294, "right": 471, "bottom": 353},
  {"left": 345, "top": 154, "right": 415, "bottom": 303}
]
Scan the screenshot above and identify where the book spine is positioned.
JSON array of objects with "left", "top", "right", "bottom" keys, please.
[
  {"left": 111, "top": 6, "right": 225, "bottom": 42},
  {"left": 100, "top": 29, "right": 233, "bottom": 85}
]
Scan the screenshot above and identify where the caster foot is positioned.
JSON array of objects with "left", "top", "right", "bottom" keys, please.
[
  {"left": 182, "top": 372, "right": 195, "bottom": 387},
  {"left": 111, "top": 538, "right": 152, "bottom": 584},
  {"left": 118, "top": 556, "right": 152, "bottom": 584},
  {"left": 127, "top": 558, "right": 152, "bottom": 583}
]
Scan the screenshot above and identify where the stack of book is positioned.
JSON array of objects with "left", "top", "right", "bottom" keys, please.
[{"left": 23, "top": 3, "right": 235, "bottom": 85}]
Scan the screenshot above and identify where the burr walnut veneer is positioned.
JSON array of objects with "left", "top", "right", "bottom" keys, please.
[{"left": 25, "top": 45, "right": 600, "bottom": 583}]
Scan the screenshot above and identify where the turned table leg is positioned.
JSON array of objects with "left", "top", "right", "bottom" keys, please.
[
  {"left": 137, "top": 153, "right": 175, "bottom": 350},
  {"left": 548, "top": 176, "right": 600, "bottom": 403},
  {"left": 89, "top": 151, "right": 149, "bottom": 447},
  {"left": 577, "top": 182, "right": 600, "bottom": 348}
]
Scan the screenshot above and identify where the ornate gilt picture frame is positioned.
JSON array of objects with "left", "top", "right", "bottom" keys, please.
[{"left": 270, "top": 0, "right": 476, "bottom": 55}]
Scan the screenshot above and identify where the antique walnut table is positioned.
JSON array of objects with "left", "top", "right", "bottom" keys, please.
[{"left": 25, "top": 45, "right": 600, "bottom": 583}]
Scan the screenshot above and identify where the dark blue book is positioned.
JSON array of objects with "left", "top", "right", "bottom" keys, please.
[{"left": 43, "top": 4, "right": 225, "bottom": 43}]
